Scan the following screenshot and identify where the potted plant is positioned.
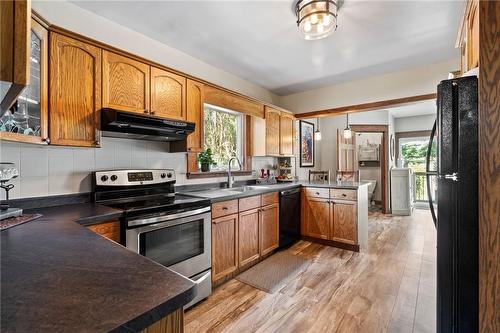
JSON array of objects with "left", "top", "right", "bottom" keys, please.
[{"left": 197, "top": 148, "right": 216, "bottom": 172}]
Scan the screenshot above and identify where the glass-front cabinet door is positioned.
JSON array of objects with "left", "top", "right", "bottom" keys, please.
[{"left": 0, "top": 17, "right": 48, "bottom": 144}]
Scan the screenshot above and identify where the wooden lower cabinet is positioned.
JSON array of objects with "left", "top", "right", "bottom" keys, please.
[
  {"left": 139, "top": 308, "right": 183, "bottom": 333},
  {"left": 211, "top": 194, "right": 280, "bottom": 283},
  {"left": 211, "top": 213, "right": 239, "bottom": 281},
  {"left": 301, "top": 195, "right": 330, "bottom": 240},
  {"left": 238, "top": 208, "right": 260, "bottom": 266},
  {"left": 86, "top": 220, "right": 120, "bottom": 243},
  {"left": 331, "top": 201, "right": 357, "bottom": 245},
  {"left": 259, "top": 203, "right": 279, "bottom": 256}
]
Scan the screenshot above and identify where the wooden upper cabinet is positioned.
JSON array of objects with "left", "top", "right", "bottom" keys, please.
[
  {"left": 259, "top": 203, "right": 279, "bottom": 256},
  {"left": 280, "top": 112, "right": 294, "bottom": 156},
  {"left": 212, "top": 213, "right": 239, "bottom": 281},
  {"left": 301, "top": 194, "right": 330, "bottom": 240},
  {"left": 102, "top": 51, "right": 149, "bottom": 114},
  {"left": 186, "top": 79, "right": 204, "bottom": 152},
  {"left": 331, "top": 202, "right": 357, "bottom": 245},
  {"left": 49, "top": 33, "right": 101, "bottom": 147},
  {"left": 238, "top": 208, "right": 260, "bottom": 266},
  {"left": 0, "top": 0, "right": 30, "bottom": 111},
  {"left": 457, "top": 0, "right": 479, "bottom": 74},
  {"left": 150, "top": 67, "right": 186, "bottom": 120},
  {"left": 265, "top": 106, "right": 281, "bottom": 156}
]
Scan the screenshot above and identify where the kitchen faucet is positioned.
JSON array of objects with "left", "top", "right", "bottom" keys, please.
[{"left": 227, "top": 157, "right": 242, "bottom": 188}]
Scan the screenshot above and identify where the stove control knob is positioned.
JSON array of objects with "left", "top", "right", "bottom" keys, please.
[
  {"left": 167, "top": 173, "right": 173, "bottom": 178},
  {"left": 100, "top": 175, "right": 109, "bottom": 182},
  {"left": 160, "top": 173, "right": 166, "bottom": 179},
  {"left": 110, "top": 175, "right": 118, "bottom": 182}
]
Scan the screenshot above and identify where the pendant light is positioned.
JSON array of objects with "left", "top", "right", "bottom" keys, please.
[
  {"left": 343, "top": 113, "right": 352, "bottom": 139},
  {"left": 315, "top": 117, "right": 322, "bottom": 141}
]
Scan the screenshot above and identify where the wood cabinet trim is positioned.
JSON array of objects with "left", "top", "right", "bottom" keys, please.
[{"left": 186, "top": 79, "right": 204, "bottom": 153}]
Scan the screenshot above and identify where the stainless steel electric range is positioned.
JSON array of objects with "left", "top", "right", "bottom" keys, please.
[{"left": 94, "top": 169, "right": 212, "bottom": 308}]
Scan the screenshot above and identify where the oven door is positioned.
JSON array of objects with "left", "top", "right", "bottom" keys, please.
[{"left": 126, "top": 207, "right": 211, "bottom": 278}]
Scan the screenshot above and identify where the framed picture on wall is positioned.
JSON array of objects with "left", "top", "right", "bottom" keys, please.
[{"left": 299, "top": 120, "right": 315, "bottom": 167}]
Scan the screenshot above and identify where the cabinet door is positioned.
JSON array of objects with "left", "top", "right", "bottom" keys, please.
[
  {"left": 49, "top": 33, "right": 101, "bottom": 147},
  {"left": 151, "top": 66, "right": 186, "bottom": 120},
  {"left": 259, "top": 203, "right": 279, "bottom": 256},
  {"left": 280, "top": 112, "right": 294, "bottom": 156},
  {"left": 265, "top": 106, "right": 280, "bottom": 156},
  {"left": 102, "top": 51, "right": 149, "bottom": 114},
  {"left": 301, "top": 194, "right": 330, "bottom": 240},
  {"left": 186, "top": 79, "right": 204, "bottom": 152},
  {"left": 1, "top": 17, "right": 49, "bottom": 145},
  {"left": 212, "top": 213, "right": 238, "bottom": 281},
  {"left": 332, "top": 201, "right": 357, "bottom": 245},
  {"left": 238, "top": 208, "right": 260, "bottom": 266}
]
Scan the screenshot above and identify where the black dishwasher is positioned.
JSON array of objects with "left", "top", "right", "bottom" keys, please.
[{"left": 279, "top": 187, "right": 301, "bottom": 249}]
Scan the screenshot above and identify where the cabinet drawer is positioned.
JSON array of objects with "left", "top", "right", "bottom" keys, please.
[
  {"left": 212, "top": 199, "right": 239, "bottom": 218},
  {"left": 304, "top": 187, "right": 330, "bottom": 199},
  {"left": 239, "top": 195, "right": 261, "bottom": 212},
  {"left": 261, "top": 192, "right": 279, "bottom": 206},
  {"left": 330, "top": 189, "right": 357, "bottom": 201}
]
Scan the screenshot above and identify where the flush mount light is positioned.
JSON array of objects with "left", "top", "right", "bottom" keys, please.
[
  {"left": 343, "top": 113, "right": 352, "bottom": 139},
  {"left": 295, "top": 0, "right": 340, "bottom": 40}
]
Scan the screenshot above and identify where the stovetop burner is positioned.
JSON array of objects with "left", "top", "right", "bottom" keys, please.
[{"left": 93, "top": 169, "right": 210, "bottom": 220}]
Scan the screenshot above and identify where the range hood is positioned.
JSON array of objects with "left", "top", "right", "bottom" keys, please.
[{"left": 101, "top": 108, "right": 195, "bottom": 142}]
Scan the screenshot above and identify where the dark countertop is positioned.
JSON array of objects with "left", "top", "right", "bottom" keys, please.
[
  {"left": 1, "top": 203, "right": 196, "bottom": 333},
  {"left": 182, "top": 181, "right": 369, "bottom": 203}
]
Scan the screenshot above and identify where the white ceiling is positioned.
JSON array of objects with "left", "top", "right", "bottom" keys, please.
[
  {"left": 388, "top": 99, "right": 437, "bottom": 118},
  {"left": 71, "top": 0, "right": 463, "bottom": 96}
]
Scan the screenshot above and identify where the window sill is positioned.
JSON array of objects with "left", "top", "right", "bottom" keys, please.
[{"left": 186, "top": 170, "right": 253, "bottom": 179}]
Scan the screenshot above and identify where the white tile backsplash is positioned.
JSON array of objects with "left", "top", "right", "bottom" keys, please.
[{"left": 1, "top": 137, "right": 272, "bottom": 199}]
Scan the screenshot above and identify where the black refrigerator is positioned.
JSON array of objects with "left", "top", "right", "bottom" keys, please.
[{"left": 426, "top": 76, "right": 478, "bottom": 333}]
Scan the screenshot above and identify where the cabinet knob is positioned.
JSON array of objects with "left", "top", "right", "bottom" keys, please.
[
  {"left": 144, "top": 109, "right": 149, "bottom": 114},
  {"left": 222, "top": 207, "right": 228, "bottom": 210},
  {"left": 42, "top": 137, "right": 51, "bottom": 145},
  {"left": 342, "top": 193, "right": 347, "bottom": 197},
  {"left": 315, "top": 192, "right": 320, "bottom": 195},
  {"left": 150, "top": 111, "right": 155, "bottom": 115}
]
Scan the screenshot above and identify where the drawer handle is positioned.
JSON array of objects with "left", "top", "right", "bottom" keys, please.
[
  {"left": 342, "top": 193, "right": 347, "bottom": 197},
  {"left": 315, "top": 192, "right": 320, "bottom": 195},
  {"left": 222, "top": 207, "right": 228, "bottom": 210}
]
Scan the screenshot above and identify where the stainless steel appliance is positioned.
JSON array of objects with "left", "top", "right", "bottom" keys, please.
[
  {"left": 100, "top": 108, "right": 195, "bottom": 143},
  {"left": 427, "top": 76, "right": 478, "bottom": 332},
  {"left": 94, "top": 169, "right": 212, "bottom": 308},
  {"left": 279, "top": 188, "right": 301, "bottom": 248}
]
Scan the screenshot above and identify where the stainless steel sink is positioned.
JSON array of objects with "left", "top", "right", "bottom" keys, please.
[{"left": 229, "top": 185, "right": 270, "bottom": 192}]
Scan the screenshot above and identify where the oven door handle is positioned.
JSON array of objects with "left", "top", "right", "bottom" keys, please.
[
  {"left": 128, "top": 206, "right": 211, "bottom": 227},
  {"left": 189, "top": 270, "right": 211, "bottom": 285}
]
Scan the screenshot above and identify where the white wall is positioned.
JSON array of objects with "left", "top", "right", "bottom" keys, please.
[
  {"left": 0, "top": 139, "right": 275, "bottom": 199},
  {"left": 278, "top": 59, "right": 459, "bottom": 113},
  {"left": 32, "top": 0, "right": 278, "bottom": 105},
  {"left": 394, "top": 114, "right": 435, "bottom": 132}
]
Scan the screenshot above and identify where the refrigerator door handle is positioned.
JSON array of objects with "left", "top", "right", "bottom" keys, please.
[
  {"left": 426, "top": 119, "right": 437, "bottom": 227},
  {"left": 443, "top": 173, "right": 458, "bottom": 181}
]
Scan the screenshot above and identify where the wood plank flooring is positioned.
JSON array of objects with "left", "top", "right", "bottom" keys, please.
[{"left": 185, "top": 209, "right": 436, "bottom": 333}]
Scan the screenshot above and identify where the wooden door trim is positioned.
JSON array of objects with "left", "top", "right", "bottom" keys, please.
[
  {"left": 294, "top": 93, "right": 437, "bottom": 119},
  {"left": 350, "top": 124, "right": 389, "bottom": 214}
]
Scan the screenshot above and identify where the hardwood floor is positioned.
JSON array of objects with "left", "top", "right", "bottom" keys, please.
[{"left": 186, "top": 209, "right": 436, "bottom": 333}]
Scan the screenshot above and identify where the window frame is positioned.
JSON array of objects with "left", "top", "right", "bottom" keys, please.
[{"left": 202, "top": 103, "right": 245, "bottom": 171}]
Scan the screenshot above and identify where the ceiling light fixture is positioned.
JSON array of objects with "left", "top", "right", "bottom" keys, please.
[
  {"left": 295, "top": 0, "right": 339, "bottom": 40},
  {"left": 343, "top": 113, "right": 352, "bottom": 139},
  {"left": 315, "top": 117, "right": 322, "bottom": 141}
]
